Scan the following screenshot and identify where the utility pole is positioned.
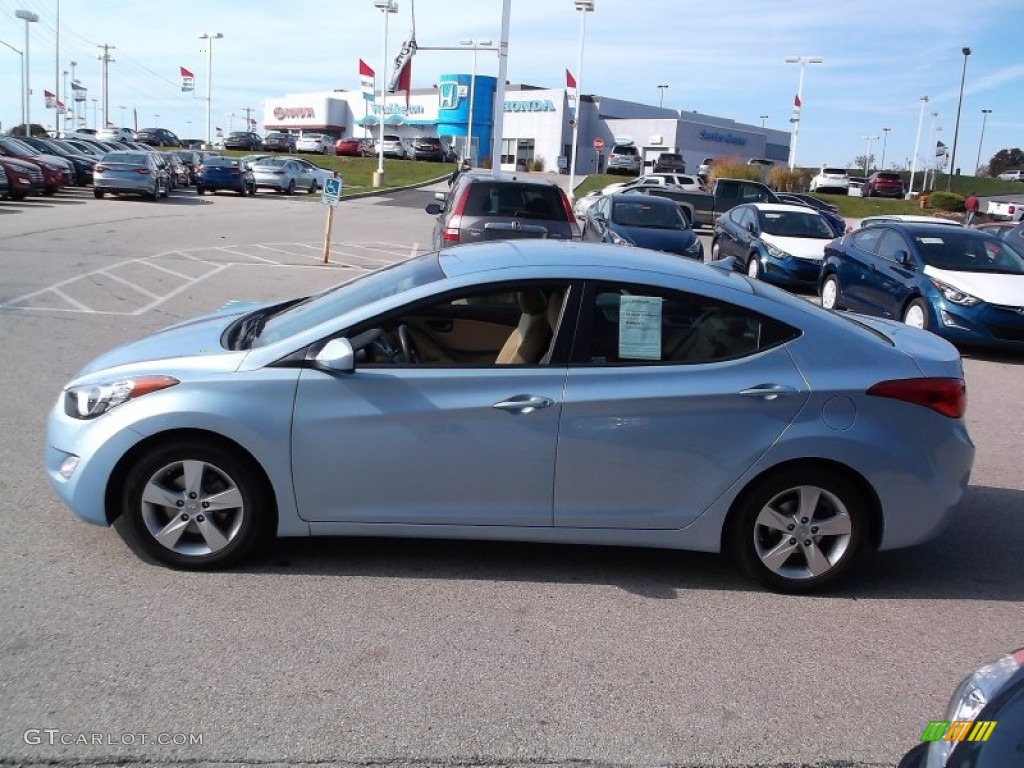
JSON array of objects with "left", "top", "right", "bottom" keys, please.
[
  {"left": 242, "top": 106, "right": 254, "bottom": 131},
  {"left": 97, "top": 44, "right": 115, "bottom": 128},
  {"left": 69, "top": 60, "right": 77, "bottom": 132}
]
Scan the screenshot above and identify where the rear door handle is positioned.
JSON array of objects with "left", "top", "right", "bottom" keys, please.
[
  {"left": 739, "top": 384, "right": 799, "bottom": 400},
  {"left": 492, "top": 395, "right": 555, "bottom": 414}
]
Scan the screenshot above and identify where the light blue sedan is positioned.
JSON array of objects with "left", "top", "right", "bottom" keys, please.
[{"left": 45, "top": 241, "right": 975, "bottom": 592}]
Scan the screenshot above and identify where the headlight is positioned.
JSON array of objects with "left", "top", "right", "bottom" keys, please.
[
  {"left": 924, "top": 649, "right": 1024, "bottom": 768},
  {"left": 63, "top": 375, "right": 178, "bottom": 420},
  {"left": 931, "top": 279, "right": 980, "bottom": 307},
  {"left": 608, "top": 230, "right": 634, "bottom": 246},
  {"left": 764, "top": 241, "right": 790, "bottom": 260},
  {"left": 39, "top": 161, "right": 62, "bottom": 171}
]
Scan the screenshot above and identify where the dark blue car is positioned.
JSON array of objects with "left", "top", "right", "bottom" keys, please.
[
  {"left": 196, "top": 156, "right": 256, "bottom": 196},
  {"left": 581, "top": 193, "right": 703, "bottom": 260},
  {"left": 819, "top": 222, "right": 1024, "bottom": 349}
]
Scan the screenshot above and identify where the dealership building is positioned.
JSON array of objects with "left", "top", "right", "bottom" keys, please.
[{"left": 263, "top": 76, "right": 791, "bottom": 174}]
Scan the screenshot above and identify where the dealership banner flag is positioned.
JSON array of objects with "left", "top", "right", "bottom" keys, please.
[
  {"left": 936, "top": 140, "right": 947, "bottom": 157},
  {"left": 566, "top": 69, "right": 576, "bottom": 90},
  {"left": 387, "top": 33, "right": 416, "bottom": 106},
  {"left": 44, "top": 90, "right": 56, "bottom": 109},
  {"left": 359, "top": 59, "right": 375, "bottom": 102},
  {"left": 566, "top": 69, "right": 577, "bottom": 119},
  {"left": 180, "top": 66, "right": 195, "bottom": 92},
  {"left": 71, "top": 80, "right": 86, "bottom": 102},
  {"left": 55, "top": 99, "right": 66, "bottom": 114},
  {"left": 794, "top": 93, "right": 802, "bottom": 109}
]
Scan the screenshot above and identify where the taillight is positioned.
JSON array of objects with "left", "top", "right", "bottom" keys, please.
[
  {"left": 561, "top": 191, "right": 582, "bottom": 239},
  {"left": 134, "top": 168, "right": 150, "bottom": 175},
  {"left": 442, "top": 187, "right": 470, "bottom": 243},
  {"left": 867, "top": 378, "right": 966, "bottom": 419},
  {"left": 1010, "top": 206, "right": 1016, "bottom": 215}
]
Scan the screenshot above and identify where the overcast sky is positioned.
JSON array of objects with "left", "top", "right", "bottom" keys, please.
[{"left": 0, "top": 0, "right": 1019, "bottom": 171}]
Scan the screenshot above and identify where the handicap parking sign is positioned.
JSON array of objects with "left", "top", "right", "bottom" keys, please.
[{"left": 321, "top": 177, "right": 342, "bottom": 206}]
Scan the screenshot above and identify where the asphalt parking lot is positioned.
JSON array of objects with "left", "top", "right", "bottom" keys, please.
[{"left": 1, "top": 183, "right": 1022, "bottom": 768}]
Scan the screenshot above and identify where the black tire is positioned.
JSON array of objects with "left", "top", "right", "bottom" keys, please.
[
  {"left": 728, "top": 466, "right": 866, "bottom": 593},
  {"left": 710, "top": 238, "right": 721, "bottom": 260},
  {"left": 903, "top": 298, "right": 929, "bottom": 330},
  {"left": 285, "top": 180, "right": 295, "bottom": 195},
  {"left": 161, "top": 181, "right": 170, "bottom": 198},
  {"left": 196, "top": 185, "right": 205, "bottom": 195},
  {"left": 114, "top": 439, "right": 273, "bottom": 570},
  {"left": 238, "top": 184, "right": 247, "bottom": 196},
  {"left": 93, "top": 189, "right": 104, "bottom": 199},
  {"left": 308, "top": 180, "right": 317, "bottom": 194},
  {"left": 821, "top": 273, "right": 844, "bottom": 310}
]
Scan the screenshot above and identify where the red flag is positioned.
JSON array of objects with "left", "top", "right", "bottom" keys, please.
[
  {"left": 394, "top": 58, "right": 411, "bottom": 106},
  {"left": 180, "top": 66, "right": 194, "bottom": 78},
  {"left": 359, "top": 59, "right": 374, "bottom": 78},
  {"left": 794, "top": 93, "right": 802, "bottom": 109},
  {"left": 566, "top": 69, "right": 577, "bottom": 90}
]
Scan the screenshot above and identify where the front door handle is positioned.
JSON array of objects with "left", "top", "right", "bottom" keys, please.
[
  {"left": 739, "top": 384, "right": 799, "bottom": 400},
  {"left": 492, "top": 395, "right": 555, "bottom": 414}
]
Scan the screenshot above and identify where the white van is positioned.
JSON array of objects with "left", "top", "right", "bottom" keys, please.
[{"left": 97, "top": 127, "right": 135, "bottom": 143}]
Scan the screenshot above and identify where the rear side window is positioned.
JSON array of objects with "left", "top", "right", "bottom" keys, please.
[
  {"left": 463, "top": 183, "right": 568, "bottom": 220},
  {"left": 823, "top": 167, "right": 847, "bottom": 175}
]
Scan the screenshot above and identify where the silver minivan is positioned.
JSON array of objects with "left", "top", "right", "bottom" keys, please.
[{"left": 606, "top": 143, "right": 642, "bottom": 175}]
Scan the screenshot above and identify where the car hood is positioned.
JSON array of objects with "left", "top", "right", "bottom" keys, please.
[
  {"left": 925, "top": 265, "right": 1024, "bottom": 306},
  {"left": 72, "top": 300, "right": 269, "bottom": 380},
  {"left": 614, "top": 224, "right": 696, "bottom": 251},
  {"left": 762, "top": 234, "right": 831, "bottom": 261}
]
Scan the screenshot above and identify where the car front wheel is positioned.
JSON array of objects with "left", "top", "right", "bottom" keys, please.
[
  {"left": 903, "top": 298, "right": 928, "bottom": 329},
  {"left": 114, "top": 439, "right": 272, "bottom": 570},
  {"left": 729, "top": 467, "right": 866, "bottom": 593},
  {"left": 821, "top": 274, "right": 843, "bottom": 310},
  {"left": 710, "top": 239, "right": 721, "bottom": 260},
  {"left": 746, "top": 255, "right": 761, "bottom": 279}
]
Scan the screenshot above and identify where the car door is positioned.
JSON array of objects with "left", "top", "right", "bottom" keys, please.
[
  {"left": 290, "top": 281, "right": 574, "bottom": 526},
  {"left": 837, "top": 227, "right": 888, "bottom": 313},
  {"left": 856, "top": 230, "right": 918, "bottom": 319},
  {"left": 717, "top": 206, "right": 751, "bottom": 260},
  {"left": 553, "top": 281, "right": 806, "bottom": 529}
]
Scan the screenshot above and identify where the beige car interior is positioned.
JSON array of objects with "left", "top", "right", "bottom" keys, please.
[{"left": 494, "top": 291, "right": 563, "bottom": 365}]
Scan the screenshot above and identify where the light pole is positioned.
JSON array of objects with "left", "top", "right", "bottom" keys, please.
[
  {"left": 118, "top": 105, "right": 126, "bottom": 127},
  {"left": 657, "top": 84, "right": 668, "bottom": 108},
  {"left": 1, "top": 39, "right": 25, "bottom": 131},
  {"left": 784, "top": 56, "right": 823, "bottom": 170},
  {"left": 880, "top": 127, "right": 891, "bottom": 171},
  {"left": 459, "top": 39, "right": 492, "bottom": 165},
  {"left": 186, "top": 119, "right": 192, "bottom": 139},
  {"left": 154, "top": 113, "right": 160, "bottom": 127},
  {"left": 90, "top": 97, "right": 97, "bottom": 129},
  {"left": 760, "top": 114, "right": 768, "bottom": 129},
  {"left": 490, "top": 0, "right": 511, "bottom": 177},
  {"left": 946, "top": 46, "right": 971, "bottom": 191},
  {"left": 862, "top": 135, "right": 879, "bottom": 174},
  {"left": 907, "top": 95, "right": 929, "bottom": 197},
  {"left": 62, "top": 68, "right": 68, "bottom": 129},
  {"left": 69, "top": 59, "right": 76, "bottom": 130},
  {"left": 568, "top": 0, "right": 594, "bottom": 201},
  {"left": 925, "top": 112, "right": 938, "bottom": 190},
  {"left": 372, "top": 0, "right": 398, "bottom": 187},
  {"left": 198, "top": 32, "right": 223, "bottom": 148},
  {"left": 14, "top": 10, "right": 39, "bottom": 133},
  {"left": 976, "top": 108, "right": 992, "bottom": 175}
]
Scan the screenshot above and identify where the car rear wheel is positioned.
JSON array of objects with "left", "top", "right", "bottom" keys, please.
[
  {"left": 195, "top": 185, "right": 205, "bottom": 195},
  {"left": 903, "top": 298, "right": 928, "bottom": 329},
  {"left": 285, "top": 180, "right": 295, "bottom": 195},
  {"left": 821, "top": 274, "right": 843, "bottom": 310},
  {"left": 115, "top": 439, "right": 272, "bottom": 570},
  {"left": 729, "top": 467, "right": 866, "bottom": 593},
  {"left": 308, "top": 180, "right": 317, "bottom": 194},
  {"left": 746, "top": 255, "right": 761, "bottom": 279},
  {"left": 93, "top": 189, "right": 104, "bottom": 199}
]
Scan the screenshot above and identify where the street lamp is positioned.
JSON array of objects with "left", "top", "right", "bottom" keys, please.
[
  {"left": 880, "top": 127, "right": 891, "bottom": 171},
  {"left": 760, "top": 114, "right": 768, "bottom": 129},
  {"left": 186, "top": 119, "right": 192, "bottom": 139},
  {"left": 372, "top": 0, "right": 398, "bottom": 187},
  {"left": 862, "top": 135, "right": 879, "bottom": 174},
  {"left": 976, "top": 108, "right": 992, "bottom": 175},
  {"left": 118, "top": 105, "right": 126, "bottom": 126},
  {"left": 784, "top": 55, "right": 823, "bottom": 170},
  {"left": 1, "top": 39, "right": 25, "bottom": 131},
  {"left": 197, "top": 32, "right": 224, "bottom": 148},
  {"left": 459, "top": 38, "right": 493, "bottom": 165},
  {"left": 14, "top": 10, "right": 39, "bottom": 133},
  {"left": 657, "top": 84, "right": 668, "bottom": 108},
  {"left": 946, "top": 46, "right": 971, "bottom": 190},
  {"left": 907, "top": 95, "right": 929, "bottom": 197},
  {"left": 568, "top": 0, "right": 595, "bottom": 201}
]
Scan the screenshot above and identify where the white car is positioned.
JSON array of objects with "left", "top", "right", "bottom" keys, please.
[
  {"left": 296, "top": 134, "right": 334, "bottom": 155},
  {"left": 96, "top": 127, "right": 135, "bottom": 143},
  {"left": 997, "top": 170, "right": 1024, "bottom": 181},
  {"left": 603, "top": 173, "right": 704, "bottom": 195},
  {"left": 847, "top": 177, "right": 866, "bottom": 197},
  {"left": 809, "top": 166, "right": 851, "bottom": 194},
  {"left": 859, "top": 214, "right": 963, "bottom": 228},
  {"left": 379, "top": 134, "right": 411, "bottom": 159}
]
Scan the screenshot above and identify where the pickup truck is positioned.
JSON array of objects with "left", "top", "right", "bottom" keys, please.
[
  {"left": 624, "top": 177, "right": 778, "bottom": 228},
  {"left": 986, "top": 199, "right": 1024, "bottom": 221}
]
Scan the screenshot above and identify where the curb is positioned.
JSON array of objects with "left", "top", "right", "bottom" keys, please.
[{"left": 340, "top": 174, "right": 451, "bottom": 201}]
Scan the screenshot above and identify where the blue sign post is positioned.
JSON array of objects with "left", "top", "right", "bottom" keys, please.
[{"left": 321, "top": 175, "right": 342, "bottom": 263}]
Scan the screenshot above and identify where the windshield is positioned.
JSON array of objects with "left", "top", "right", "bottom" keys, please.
[
  {"left": 254, "top": 253, "right": 445, "bottom": 347},
  {"left": 612, "top": 200, "right": 687, "bottom": 229},
  {"left": 915, "top": 231, "right": 1024, "bottom": 274},
  {"left": 0, "top": 137, "right": 38, "bottom": 155},
  {"left": 759, "top": 210, "right": 834, "bottom": 239},
  {"left": 102, "top": 152, "right": 149, "bottom": 164}
]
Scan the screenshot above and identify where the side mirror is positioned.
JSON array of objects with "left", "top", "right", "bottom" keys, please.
[
  {"left": 425, "top": 203, "right": 442, "bottom": 215},
  {"left": 898, "top": 251, "right": 915, "bottom": 268},
  {"left": 314, "top": 338, "right": 355, "bottom": 372},
  {"left": 433, "top": 191, "right": 446, "bottom": 201},
  {"left": 747, "top": 223, "right": 757, "bottom": 234}
]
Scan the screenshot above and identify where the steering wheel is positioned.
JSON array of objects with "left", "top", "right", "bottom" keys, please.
[{"left": 397, "top": 324, "right": 420, "bottom": 363}]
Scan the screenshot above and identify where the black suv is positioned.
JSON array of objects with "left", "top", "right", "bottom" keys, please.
[
  {"left": 263, "top": 132, "right": 296, "bottom": 152},
  {"left": 135, "top": 128, "right": 182, "bottom": 148},
  {"left": 224, "top": 131, "right": 263, "bottom": 151},
  {"left": 410, "top": 137, "right": 449, "bottom": 162},
  {"left": 424, "top": 172, "right": 580, "bottom": 249},
  {"left": 653, "top": 152, "right": 686, "bottom": 173}
]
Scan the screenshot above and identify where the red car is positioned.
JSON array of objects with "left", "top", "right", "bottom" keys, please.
[
  {"left": 0, "top": 137, "right": 66, "bottom": 195},
  {"left": 863, "top": 171, "right": 905, "bottom": 198},
  {"left": 335, "top": 137, "right": 374, "bottom": 157},
  {"left": 0, "top": 155, "right": 45, "bottom": 200}
]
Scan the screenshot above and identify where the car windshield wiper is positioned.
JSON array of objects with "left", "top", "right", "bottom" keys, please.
[{"left": 237, "top": 313, "right": 268, "bottom": 349}]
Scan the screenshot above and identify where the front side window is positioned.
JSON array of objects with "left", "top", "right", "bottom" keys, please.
[
  {"left": 849, "top": 227, "right": 886, "bottom": 253},
  {"left": 876, "top": 231, "right": 911, "bottom": 262},
  {"left": 574, "top": 283, "right": 798, "bottom": 365}
]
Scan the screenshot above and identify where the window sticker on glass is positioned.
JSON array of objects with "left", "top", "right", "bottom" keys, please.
[
  {"left": 619, "top": 296, "right": 663, "bottom": 360},
  {"left": 918, "top": 237, "right": 945, "bottom": 244}
]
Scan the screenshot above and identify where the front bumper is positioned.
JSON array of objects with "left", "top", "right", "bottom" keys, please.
[
  {"left": 760, "top": 253, "right": 824, "bottom": 288},
  {"left": 928, "top": 298, "right": 1024, "bottom": 349}
]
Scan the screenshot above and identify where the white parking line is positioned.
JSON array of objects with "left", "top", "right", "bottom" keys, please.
[
  {"left": 51, "top": 288, "right": 95, "bottom": 313},
  {"left": 141, "top": 260, "right": 195, "bottom": 280},
  {"left": 99, "top": 269, "right": 163, "bottom": 300},
  {"left": 215, "top": 246, "right": 282, "bottom": 265},
  {"left": 131, "top": 264, "right": 230, "bottom": 316}
]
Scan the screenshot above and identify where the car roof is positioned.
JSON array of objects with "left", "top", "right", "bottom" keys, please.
[
  {"left": 860, "top": 215, "right": 962, "bottom": 227},
  {"left": 609, "top": 192, "right": 678, "bottom": 206},
  {"left": 438, "top": 240, "right": 751, "bottom": 291},
  {"left": 859, "top": 221, "right": 976, "bottom": 235},
  {"left": 459, "top": 170, "right": 562, "bottom": 189}
]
